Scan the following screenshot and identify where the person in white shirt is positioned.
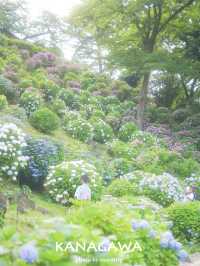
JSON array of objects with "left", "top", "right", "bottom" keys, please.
[
  {"left": 74, "top": 174, "right": 91, "bottom": 200},
  {"left": 183, "top": 186, "right": 195, "bottom": 202}
]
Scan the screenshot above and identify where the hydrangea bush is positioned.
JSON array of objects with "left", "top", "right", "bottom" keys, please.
[
  {"left": 0, "top": 123, "right": 28, "bottom": 181},
  {"left": 130, "top": 130, "right": 160, "bottom": 146},
  {"left": 90, "top": 119, "right": 114, "bottom": 143},
  {"left": 118, "top": 122, "right": 138, "bottom": 142},
  {"left": 123, "top": 171, "right": 184, "bottom": 206},
  {"left": 63, "top": 117, "right": 93, "bottom": 142},
  {"left": 45, "top": 160, "right": 102, "bottom": 203},
  {"left": 140, "top": 172, "right": 184, "bottom": 206},
  {"left": 18, "top": 137, "right": 64, "bottom": 190},
  {"left": 19, "top": 90, "right": 42, "bottom": 116}
]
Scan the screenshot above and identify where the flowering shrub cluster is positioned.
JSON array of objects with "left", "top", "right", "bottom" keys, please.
[
  {"left": 131, "top": 219, "right": 188, "bottom": 263},
  {"left": 0, "top": 123, "right": 28, "bottom": 181},
  {"left": 20, "top": 90, "right": 42, "bottom": 116},
  {"left": 131, "top": 130, "right": 160, "bottom": 146},
  {"left": 63, "top": 117, "right": 94, "bottom": 142},
  {"left": 140, "top": 172, "right": 184, "bottom": 206},
  {"left": 27, "top": 52, "right": 56, "bottom": 69},
  {"left": 45, "top": 160, "right": 102, "bottom": 204},
  {"left": 0, "top": 95, "right": 8, "bottom": 110},
  {"left": 18, "top": 137, "right": 64, "bottom": 190},
  {"left": 90, "top": 119, "right": 114, "bottom": 143},
  {"left": 118, "top": 122, "right": 138, "bottom": 142},
  {"left": 123, "top": 171, "right": 183, "bottom": 206}
]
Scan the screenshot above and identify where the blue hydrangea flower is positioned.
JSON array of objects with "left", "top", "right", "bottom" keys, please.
[
  {"left": 19, "top": 243, "right": 38, "bottom": 264},
  {"left": 149, "top": 230, "right": 157, "bottom": 239},
  {"left": 177, "top": 250, "right": 189, "bottom": 262},
  {"left": 139, "top": 220, "right": 150, "bottom": 229},
  {"left": 162, "top": 231, "right": 174, "bottom": 241},
  {"left": 160, "top": 239, "right": 169, "bottom": 248},
  {"left": 132, "top": 220, "right": 140, "bottom": 230}
]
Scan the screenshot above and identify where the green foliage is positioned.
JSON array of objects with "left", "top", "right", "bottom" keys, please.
[
  {"left": 19, "top": 90, "right": 42, "bottom": 116},
  {"left": 49, "top": 98, "right": 66, "bottom": 117},
  {"left": 172, "top": 108, "right": 190, "bottom": 123},
  {"left": 109, "top": 157, "right": 134, "bottom": 178},
  {"left": 0, "top": 75, "right": 17, "bottom": 102},
  {"left": 107, "top": 178, "right": 136, "bottom": 197},
  {"left": 64, "top": 117, "right": 93, "bottom": 142},
  {"left": 118, "top": 122, "right": 138, "bottom": 142},
  {"left": 45, "top": 160, "right": 102, "bottom": 203},
  {"left": 90, "top": 118, "right": 114, "bottom": 143},
  {"left": 167, "top": 202, "right": 200, "bottom": 244},
  {"left": 105, "top": 112, "right": 122, "bottom": 132},
  {"left": 112, "top": 80, "right": 133, "bottom": 101},
  {"left": 107, "top": 139, "right": 137, "bottom": 160},
  {"left": 147, "top": 106, "right": 171, "bottom": 124},
  {"left": 58, "top": 88, "right": 80, "bottom": 109},
  {"left": 30, "top": 108, "right": 60, "bottom": 134},
  {"left": 0, "top": 95, "right": 8, "bottom": 110}
]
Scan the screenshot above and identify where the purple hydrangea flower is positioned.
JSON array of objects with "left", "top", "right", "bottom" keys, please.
[
  {"left": 139, "top": 220, "right": 150, "bottom": 229},
  {"left": 177, "top": 250, "right": 189, "bottom": 262},
  {"left": 19, "top": 243, "right": 38, "bottom": 264},
  {"left": 169, "top": 240, "right": 182, "bottom": 251},
  {"left": 132, "top": 220, "right": 140, "bottom": 230},
  {"left": 100, "top": 238, "right": 110, "bottom": 252}
]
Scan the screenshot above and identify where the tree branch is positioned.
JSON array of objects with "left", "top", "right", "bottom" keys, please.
[{"left": 159, "top": 0, "right": 195, "bottom": 33}]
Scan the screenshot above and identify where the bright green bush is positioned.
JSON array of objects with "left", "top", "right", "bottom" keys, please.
[
  {"left": 45, "top": 160, "right": 102, "bottom": 203},
  {"left": 63, "top": 117, "right": 93, "bottom": 142},
  {"left": 167, "top": 202, "right": 200, "bottom": 244},
  {"left": 90, "top": 119, "right": 114, "bottom": 143},
  {"left": 30, "top": 108, "right": 60, "bottom": 133},
  {"left": 107, "top": 178, "right": 136, "bottom": 197},
  {"left": 118, "top": 122, "right": 138, "bottom": 142},
  {"left": 0, "top": 95, "right": 8, "bottom": 110},
  {"left": 20, "top": 90, "right": 42, "bottom": 116}
]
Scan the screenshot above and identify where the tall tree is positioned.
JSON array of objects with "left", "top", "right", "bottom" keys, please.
[{"left": 69, "top": 0, "right": 197, "bottom": 129}]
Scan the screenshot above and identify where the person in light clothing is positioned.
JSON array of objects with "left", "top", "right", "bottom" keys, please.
[{"left": 74, "top": 174, "right": 91, "bottom": 200}]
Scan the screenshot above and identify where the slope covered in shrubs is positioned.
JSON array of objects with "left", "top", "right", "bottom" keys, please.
[{"left": 0, "top": 34, "right": 200, "bottom": 265}]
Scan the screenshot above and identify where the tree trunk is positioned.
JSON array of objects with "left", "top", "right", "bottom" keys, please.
[{"left": 137, "top": 72, "right": 151, "bottom": 130}]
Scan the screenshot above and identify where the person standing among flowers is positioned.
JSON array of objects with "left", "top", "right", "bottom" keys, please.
[
  {"left": 74, "top": 174, "right": 91, "bottom": 200},
  {"left": 183, "top": 186, "right": 195, "bottom": 202}
]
